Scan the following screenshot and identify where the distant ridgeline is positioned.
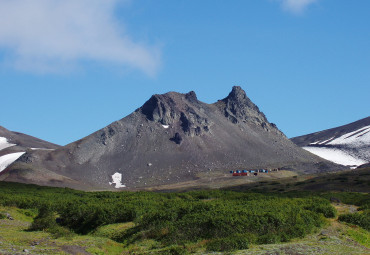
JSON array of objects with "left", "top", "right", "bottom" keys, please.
[{"left": 291, "top": 116, "right": 370, "bottom": 168}]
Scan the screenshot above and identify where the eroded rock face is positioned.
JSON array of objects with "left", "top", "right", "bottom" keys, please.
[
  {"left": 218, "top": 86, "right": 282, "bottom": 134},
  {"left": 141, "top": 91, "right": 212, "bottom": 137}
]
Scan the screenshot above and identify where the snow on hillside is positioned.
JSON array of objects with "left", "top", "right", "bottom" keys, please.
[
  {"left": 302, "top": 125, "right": 370, "bottom": 167},
  {"left": 309, "top": 125, "right": 370, "bottom": 147},
  {"left": 327, "top": 125, "right": 370, "bottom": 146},
  {"left": 303, "top": 146, "right": 367, "bottom": 167},
  {"left": 0, "top": 137, "right": 24, "bottom": 172},
  {"left": 0, "top": 130, "right": 59, "bottom": 174},
  {"left": 0, "top": 152, "right": 25, "bottom": 172},
  {"left": 0, "top": 137, "right": 16, "bottom": 151}
]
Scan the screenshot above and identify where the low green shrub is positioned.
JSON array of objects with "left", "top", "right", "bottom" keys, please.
[
  {"left": 48, "top": 225, "right": 74, "bottom": 239},
  {"left": 339, "top": 211, "right": 370, "bottom": 230},
  {"left": 28, "top": 206, "right": 56, "bottom": 231},
  {"left": 28, "top": 205, "right": 74, "bottom": 238},
  {"left": 206, "top": 234, "right": 249, "bottom": 251},
  {"left": 0, "top": 181, "right": 342, "bottom": 249}
]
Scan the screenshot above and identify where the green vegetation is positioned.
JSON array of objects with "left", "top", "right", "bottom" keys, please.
[
  {"left": 0, "top": 181, "right": 369, "bottom": 253},
  {"left": 206, "top": 234, "right": 249, "bottom": 252},
  {"left": 339, "top": 211, "right": 370, "bottom": 231},
  {"left": 346, "top": 226, "right": 370, "bottom": 248}
]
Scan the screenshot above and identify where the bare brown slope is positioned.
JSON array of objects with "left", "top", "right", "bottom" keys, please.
[{"left": 1, "top": 87, "right": 341, "bottom": 190}]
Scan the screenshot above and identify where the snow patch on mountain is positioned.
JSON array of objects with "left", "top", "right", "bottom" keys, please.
[
  {"left": 0, "top": 137, "right": 16, "bottom": 151},
  {"left": 303, "top": 146, "right": 366, "bottom": 167},
  {"left": 327, "top": 125, "right": 370, "bottom": 146},
  {"left": 109, "top": 172, "right": 126, "bottom": 188},
  {"left": 299, "top": 123, "right": 370, "bottom": 167},
  {"left": 308, "top": 125, "right": 370, "bottom": 147},
  {"left": 0, "top": 152, "right": 25, "bottom": 172}
]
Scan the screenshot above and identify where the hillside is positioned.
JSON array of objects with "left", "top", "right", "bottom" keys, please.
[
  {"left": 0, "top": 126, "right": 60, "bottom": 172},
  {"left": 291, "top": 117, "right": 370, "bottom": 168}
]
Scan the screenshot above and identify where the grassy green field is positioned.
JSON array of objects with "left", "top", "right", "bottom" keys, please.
[{"left": 0, "top": 169, "right": 369, "bottom": 254}]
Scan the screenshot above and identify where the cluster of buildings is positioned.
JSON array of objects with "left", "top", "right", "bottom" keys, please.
[{"left": 230, "top": 168, "right": 280, "bottom": 176}]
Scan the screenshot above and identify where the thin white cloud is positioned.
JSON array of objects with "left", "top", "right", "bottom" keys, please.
[
  {"left": 0, "top": 0, "right": 161, "bottom": 76},
  {"left": 278, "top": 0, "right": 319, "bottom": 14}
]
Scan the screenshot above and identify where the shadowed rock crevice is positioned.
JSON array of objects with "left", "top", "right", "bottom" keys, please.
[
  {"left": 141, "top": 95, "right": 178, "bottom": 125},
  {"left": 170, "top": 132, "right": 183, "bottom": 144},
  {"left": 141, "top": 91, "right": 211, "bottom": 137}
]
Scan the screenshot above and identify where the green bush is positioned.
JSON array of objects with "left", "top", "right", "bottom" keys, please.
[
  {"left": 339, "top": 211, "right": 370, "bottom": 230},
  {"left": 48, "top": 225, "right": 74, "bottom": 239},
  {"left": 206, "top": 234, "right": 249, "bottom": 251},
  {"left": 0, "top": 181, "right": 341, "bottom": 249},
  {"left": 28, "top": 206, "right": 56, "bottom": 231}
]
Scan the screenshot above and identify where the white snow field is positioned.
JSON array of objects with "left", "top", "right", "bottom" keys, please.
[
  {"left": 303, "top": 146, "right": 367, "bottom": 167},
  {"left": 304, "top": 125, "right": 370, "bottom": 167},
  {"left": 0, "top": 137, "right": 16, "bottom": 151},
  {"left": 327, "top": 125, "right": 370, "bottom": 146},
  {"left": 0, "top": 152, "right": 25, "bottom": 172},
  {"left": 309, "top": 125, "right": 370, "bottom": 147}
]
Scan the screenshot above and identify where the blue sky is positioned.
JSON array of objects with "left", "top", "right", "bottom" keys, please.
[{"left": 1, "top": 0, "right": 369, "bottom": 145}]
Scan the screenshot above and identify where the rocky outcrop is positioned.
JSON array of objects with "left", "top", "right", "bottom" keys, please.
[
  {"left": 141, "top": 91, "right": 212, "bottom": 137},
  {"left": 216, "top": 86, "right": 282, "bottom": 134}
]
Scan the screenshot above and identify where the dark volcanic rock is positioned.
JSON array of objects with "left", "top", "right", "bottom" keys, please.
[
  {"left": 1, "top": 86, "right": 338, "bottom": 190},
  {"left": 170, "top": 132, "right": 183, "bottom": 145}
]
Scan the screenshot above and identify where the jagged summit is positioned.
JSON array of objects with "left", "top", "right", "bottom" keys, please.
[
  {"left": 139, "top": 90, "right": 209, "bottom": 138},
  {"left": 1, "top": 86, "right": 339, "bottom": 191},
  {"left": 216, "top": 86, "right": 277, "bottom": 133},
  {"left": 140, "top": 90, "right": 200, "bottom": 125},
  {"left": 225, "top": 86, "right": 250, "bottom": 102}
]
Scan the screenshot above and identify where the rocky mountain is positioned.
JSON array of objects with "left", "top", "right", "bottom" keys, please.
[
  {"left": 1, "top": 87, "right": 339, "bottom": 190},
  {"left": 0, "top": 126, "right": 60, "bottom": 172},
  {"left": 291, "top": 117, "right": 370, "bottom": 168}
]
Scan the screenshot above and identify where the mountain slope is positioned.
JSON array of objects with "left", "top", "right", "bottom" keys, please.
[
  {"left": 291, "top": 117, "right": 370, "bottom": 167},
  {"left": 1, "top": 87, "right": 340, "bottom": 190},
  {"left": 0, "top": 126, "right": 60, "bottom": 172}
]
